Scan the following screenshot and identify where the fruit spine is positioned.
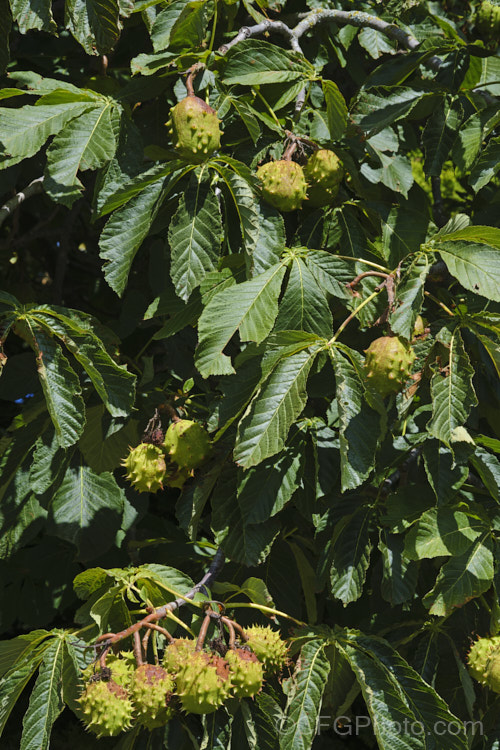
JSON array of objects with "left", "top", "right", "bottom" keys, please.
[
  {"left": 226, "top": 648, "right": 264, "bottom": 698},
  {"left": 468, "top": 635, "right": 500, "bottom": 692},
  {"left": 363, "top": 336, "right": 415, "bottom": 398}
]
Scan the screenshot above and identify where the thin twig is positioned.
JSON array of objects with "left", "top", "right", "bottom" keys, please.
[{"left": 0, "top": 177, "right": 44, "bottom": 229}]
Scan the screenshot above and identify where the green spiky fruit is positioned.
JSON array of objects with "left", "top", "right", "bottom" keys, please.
[
  {"left": 305, "top": 149, "right": 344, "bottom": 189},
  {"left": 82, "top": 652, "right": 135, "bottom": 688},
  {"left": 486, "top": 650, "right": 500, "bottom": 693},
  {"left": 121, "top": 443, "right": 166, "bottom": 493},
  {"left": 165, "top": 465, "right": 191, "bottom": 489},
  {"left": 166, "top": 95, "right": 221, "bottom": 163},
  {"left": 79, "top": 680, "right": 134, "bottom": 737},
  {"left": 130, "top": 664, "right": 175, "bottom": 729},
  {"left": 163, "top": 638, "right": 197, "bottom": 675},
  {"left": 363, "top": 336, "right": 415, "bottom": 398},
  {"left": 256, "top": 160, "right": 307, "bottom": 212},
  {"left": 476, "top": 0, "right": 500, "bottom": 39},
  {"left": 244, "top": 626, "right": 288, "bottom": 674},
  {"left": 163, "top": 420, "right": 211, "bottom": 470},
  {"left": 468, "top": 636, "right": 500, "bottom": 683},
  {"left": 176, "top": 651, "right": 231, "bottom": 714},
  {"left": 226, "top": 648, "right": 264, "bottom": 698}
]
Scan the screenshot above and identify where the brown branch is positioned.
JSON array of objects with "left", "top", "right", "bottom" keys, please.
[
  {"left": 0, "top": 177, "right": 44, "bottom": 229},
  {"left": 92, "top": 548, "right": 226, "bottom": 652},
  {"left": 347, "top": 271, "right": 390, "bottom": 289}
]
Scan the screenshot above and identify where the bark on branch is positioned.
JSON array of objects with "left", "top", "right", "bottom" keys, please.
[{"left": 0, "top": 177, "right": 44, "bottom": 229}]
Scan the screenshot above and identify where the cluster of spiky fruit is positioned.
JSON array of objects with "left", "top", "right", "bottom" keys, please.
[
  {"left": 166, "top": 95, "right": 221, "bottom": 163},
  {"left": 256, "top": 149, "right": 344, "bottom": 212},
  {"left": 122, "top": 419, "right": 211, "bottom": 493},
  {"left": 468, "top": 635, "right": 500, "bottom": 693},
  {"left": 363, "top": 336, "right": 416, "bottom": 398},
  {"left": 78, "top": 627, "right": 287, "bottom": 736},
  {"left": 476, "top": 0, "right": 500, "bottom": 42}
]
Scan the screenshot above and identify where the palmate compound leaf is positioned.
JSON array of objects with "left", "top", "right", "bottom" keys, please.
[
  {"left": 195, "top": 263, "right": 287, "bottom": 378},
  {"left": 279, "top": 640, "right": 331, "bottom": 750},
  {"left": 335, "top": 631, "right": 467, "bottom": 750}
]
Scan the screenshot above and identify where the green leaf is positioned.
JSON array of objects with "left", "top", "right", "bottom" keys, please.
[
  {"left": 322, "top": 80, "right": 347, "bottom": 140},
  {"left": 210, "top": 160, "right": 260, "bottom": 258},
  {"left": 0, "top": 631, "right": 51, "bottom": 680},
  {"left": 379, "top": 201, "right": 430, "bottom": 266},
  {"left": 422, "top": 440, "right": 468, "bottom": 504},
  {"left": 427, "top": 329, "right": 478, "bottom": 446},
  {"left": 434, "top": 240, "right": 500, "bottom": 302},
  {"left": 379, "top": 532, "right": 417, "bottom": 606},
  {"left": 48, "top": 459, "right": 125, "bottom": 559},
  {"left": 0, "top": 0, "right": 11, "bottom": 75},
  {"left": 331, "top": 347, "right": 383, "bottom": 491},
  {"left": 362, "top": 152, "right": 414, "bottom": 198},
  {"left": 29, "top": 428, "right": 70, "bottom": 494},
  {"left": 20, "top": 636, "right": 65, "bottom": 750},
  {"left": 65, "top": 0, "right": 122, "bottom": 54},
  {"left": 358, "top": 27, "right": 395, "bottom": 58},
  {"left": 18, "top": 322, "right": 85, "bottom": 448},
  {"left": 471, "top": 447, "right": 500, "bottom": 503},
  {"left": 195, "top": 263, "right": 286, "bottom": 377},
  {"left": 29, "top": 306, "right": 135, "bottom": 418},
  {"left": 168, "top": 0, "right": 212, "bottom": 49},
  {"left": 0, "top": 653, "right": 45, "bottom": 737},
  {"left": 351, "top": 86, "right": 430, "bottom": 132},
  {"left": 223, "top": 39, "right": 313, "bottom": 86},
  {"left": 423, "top": 534, "right": 494, "bottom": 616},
  {"left": 150, "top": 0, "right": 186, "bottom": 51},
  {"left": 280, "top": 640, "right": 330, "bottom": 750},
  {"left": 305, "top": 251, "right": 353, "bottom": 301},
  {"left": 469, "top": 137, "right": 500, "bottom": 192},
  {"left": 251, "top": 203, "right": 285, "bottom": 276},
  {"left": 274, "top": 256, "right": 332, "bottom": 337},
  {"left": 237, "top": 436, "right": 305, "bottom": 523},
  {"left": 337, "top": 631, "right": 467, "bottom": 750},
  {"left": 234, "top": 347, "right": 319, "bottom": 469},
  {"left": 9, "top": 0, "right": 56, "bottom": 33},
  {"left": 0, "top": 102, "right": 93, "bottom": 159},
  {"left": 99, "top": 178, "right": 166, "bottom": 296},
  {"left": 390, "top": 254, "right": 429, "bottom": 339},
  {"left": 45, "top": 102, "right": 117, "bottom": 207},
  {"left": 423, "top": 97, "right": 462, "bottom": 177},
  {"left": 329, "top": 506, "right": 373, "bottom": 605},
  {"left": 168, "top": 171, "right": 222, "bottom": 301},
  {"left": 78, "top": 405, "right": 139, "bottom": 474},
  {"left": 404, "top": 508, "right": 485, "bottom": 560}
]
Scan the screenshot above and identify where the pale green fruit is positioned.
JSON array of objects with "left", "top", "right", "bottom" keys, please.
[
  {"left": 79, "top": 680, "right": 134, "bottom": 737},
  {"left": 363, "top": 336, "right": 416, "bottom": 398},
  {"left": 256, "top": 160, "right": 307, "bottom": 212},
  {"left": 130, "top": 664, "right": 175, "bottom": 729},
  {"left": 166, "top": 96, "right": 221, "bottom": 163},
  {"left": 163, "top": 420, "right": 211, "bottom": 470},
  {"left": 176, "top": 651, "right": 231, "bottom": 714},
  {"left": 163, "top": 638, "right": 197, "bottom": 675},
  {"left": 226, "top": 648, "right": 264, "bottom": 698},
  {"left": 244, "top": 626, "right": 288, "bottom": 673},
  {"left": 305, "top": 149, "right": 344, "bottom": 189},
  {"left": 121, "top": 443, "right": 166, "bottom": 493},
  {"left": 468, "top": 636, "right": 500, "bottom": 683},
  {"left": 476, "top": 0, "right": 500, "bottom": 39}
]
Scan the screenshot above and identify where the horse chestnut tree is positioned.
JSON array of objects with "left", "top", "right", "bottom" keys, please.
[{"left": 0, "top": 1, "right": 500, "bottom": 749}]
